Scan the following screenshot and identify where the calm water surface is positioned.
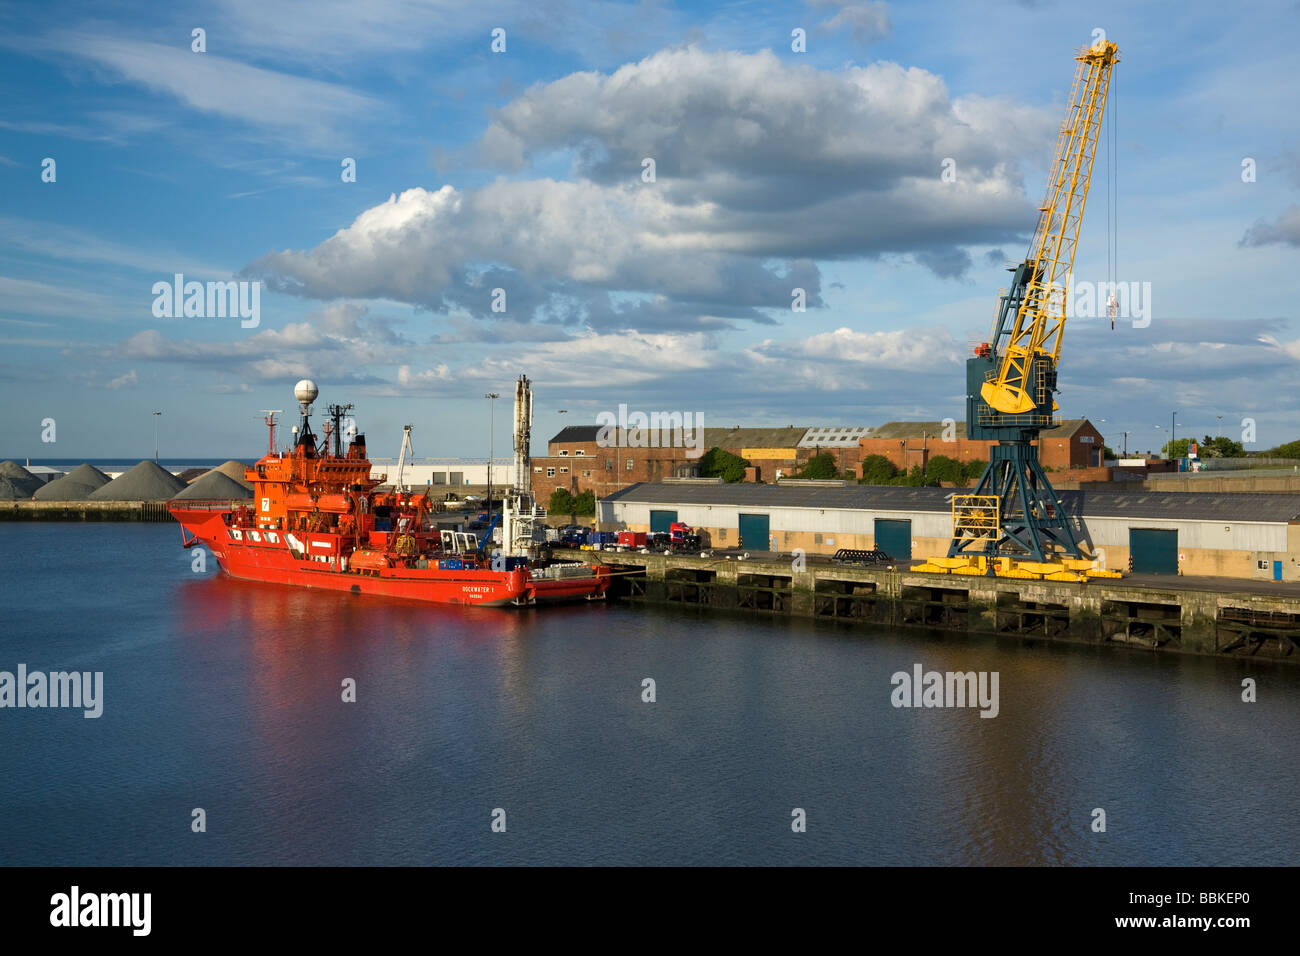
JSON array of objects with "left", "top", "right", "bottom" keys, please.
[{"left": 2, "top": 523, "right": 1297, "bottom": 865}]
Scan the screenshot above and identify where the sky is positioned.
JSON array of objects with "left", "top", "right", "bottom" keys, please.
[{"left": 1, "top": 0, "right": 1298, "bottom": 460}]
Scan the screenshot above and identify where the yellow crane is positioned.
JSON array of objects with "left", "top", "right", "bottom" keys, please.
[
  {"left": 915, "top": 39, "right": 1121, "bottom": 575},
  {"left": 982, "top": 40, "right": 1119, "bottom": 415}
]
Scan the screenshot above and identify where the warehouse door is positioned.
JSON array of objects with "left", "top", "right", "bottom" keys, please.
[
  {"left": 1129, "top": 528, "right": 1178, "bottom": 574},
  {"left": 874, "top": 518, "right": 911, "bottom": 560},
  {"left": 649, "top": 510, "right": 677, "bottom": 533},
  {"left": 738, "top": 513, "right": 770, "bottom": 550}
]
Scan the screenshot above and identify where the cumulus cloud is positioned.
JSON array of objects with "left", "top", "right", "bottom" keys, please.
[
  {"left": 244, "top": 47, "right": 1051, "bottom": 327},
  {"left": 1240, "top": 205, "right": 1300, "bottom": 247},
  {"left": 106, "top": 369, "right": 138, "bottom": 389}
]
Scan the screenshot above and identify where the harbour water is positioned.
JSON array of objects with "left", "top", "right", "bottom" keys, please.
[{"left": 2, "top": 523, "right": 1297, "bottom": 866}]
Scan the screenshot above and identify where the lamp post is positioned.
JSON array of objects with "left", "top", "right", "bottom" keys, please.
[
  {"left": 485, "top": 393, "right": 499, "bottom": 523},
  {"left": 1171, "top": 411, "right": 1177, "bottom": 448},
  {"left": 1122, "top": 431, "right": 1130, "bottom": 456},
  {"left": 1216, "top": 415, "right": 1223, "bottom": 438},
  {"left": 152, "top": 411, "right": 162, "bottom": 463},
  {"left": 1154, "top": 424, "right": 1166, "bottom": 459}
]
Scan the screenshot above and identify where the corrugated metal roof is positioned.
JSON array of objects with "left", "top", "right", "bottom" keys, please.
[
  {"left": 601, "top": 482, "right": 1300, "bottom": 522},
  {"left": 704, "top": 427, "right": 811, "bottom": 451},
  {"left": 864, "top": 419, "right": 1092, "bottom": 441}
]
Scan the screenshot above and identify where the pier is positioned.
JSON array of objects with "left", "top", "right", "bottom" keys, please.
[{"left": 556, "top": 547, "right": 1300, "bottom": 663}]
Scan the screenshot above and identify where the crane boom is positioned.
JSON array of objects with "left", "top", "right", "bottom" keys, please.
[{"left": 982, "top": 40, "right": 1119, "bottom": 415}]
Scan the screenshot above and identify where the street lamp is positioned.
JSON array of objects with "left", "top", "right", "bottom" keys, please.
[
  {"left": 1122, "top": 431, "right": 1130, "bottom": 456},
  {"left": 152, "top": 411, "right": 162, "bottom": 463},
  {"left": 1216, "top": 415, "right": 1223, "bottom": 438},
  {"left": 1154, "top": 424, "right": 1166, "bottom": 458},
  {"left": 485, "top": 393, "right": 499, "bottom": 523}
]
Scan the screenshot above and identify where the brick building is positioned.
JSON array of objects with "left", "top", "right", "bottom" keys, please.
[
  {"left": 530, "top": 424, "right": 824, "bottom": 503},
  {"left": 857, "top": 419, "right": 1106, "bottom": 476},
  {"left": 529, "top": 425, "right": 703, "bottom": 504}
]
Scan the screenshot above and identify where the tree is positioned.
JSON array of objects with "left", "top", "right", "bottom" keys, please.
[
  {"left": 859, "top": 454, "right": 899, "bottom": 484},
  {"left": 698, "top": 447, "right": 749, "bottom": 483},
  {"left": 792, "top": 451, "right": 839, "bottom": 480},
  {"left": 572, "top": 490, "right": 595, "bottom": 516},
  {"left": 548, "top": 488, "right": 575, "bottom": 515},
  {"left": 1103, "top": 445, "right": 1117, "bottom": 460},
  {"left": 924, "top": 455, "right": 966, "bottom": 485},
  {"left": 1267, "top": 439, "right": 1300, "bottom": 459}
]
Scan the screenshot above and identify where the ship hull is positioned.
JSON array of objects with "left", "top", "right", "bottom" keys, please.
[{"left": 171, "top": 505, "right": 609, "bottom": 608}]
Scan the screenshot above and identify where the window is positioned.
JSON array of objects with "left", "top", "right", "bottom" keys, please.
[
  {"left": 546, "top": 467, "right": 555, "bottom": 478},
  {"left": 559, "top": 450, "right": 569, "bottom": 456},
  {"left": 605, "top": 458, "right": 613, "bottom": 471},
  {"left": 560, "top": 467, "right": 569, "bottom": 474},
  {"left": 625, "top": 459, "right": 634, "bottom": 471},
  {"left": 575, "top": 450, "right": 585, "bottom": 456},
  {"left": 534, "top": 466, "right": 543, "bottom": 473},
  {"left": 582, "top": 470, "right": 591, "bottom": 477}
]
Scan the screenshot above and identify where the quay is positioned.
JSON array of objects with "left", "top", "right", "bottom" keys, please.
[
  {"left": 0, "top": 500, "right": 173, "bottom": 521},
  {"left": 556, "top": 547, "right": 1300, "bottom": 664}
]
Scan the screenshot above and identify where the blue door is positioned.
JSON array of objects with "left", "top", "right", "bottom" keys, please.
[
  {"left": 738, "top": 513, "right": 770, "bottom": 550},
  {"left": 650, "top": 510, "right": 677, "bottom": 533},
  {"left": 1274, "top": 560, "right": 1283, "bottom": 581}
]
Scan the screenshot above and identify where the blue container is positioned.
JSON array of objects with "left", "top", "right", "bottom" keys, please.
[{"left": 439, "top": 558, "right": 463, "bottom": 570}]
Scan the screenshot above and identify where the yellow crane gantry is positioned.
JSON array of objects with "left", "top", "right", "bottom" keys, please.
[{"left": 981, "top": 40, "right": 1120, "bottom": 415}]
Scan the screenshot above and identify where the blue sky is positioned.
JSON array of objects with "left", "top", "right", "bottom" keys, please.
[{"left": 2, "top": 0, "right": 1298, "bottom": 460}]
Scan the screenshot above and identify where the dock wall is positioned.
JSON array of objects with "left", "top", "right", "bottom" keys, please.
[{"left": 561, "top": 548, "right": 1300, "bottom": 664}]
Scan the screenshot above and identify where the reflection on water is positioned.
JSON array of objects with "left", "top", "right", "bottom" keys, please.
[{"left": 1, "top": 523, "right": 1297, "bottom": 865}]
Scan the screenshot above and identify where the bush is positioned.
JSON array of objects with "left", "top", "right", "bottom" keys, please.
[
  {"left": 790, "top": 451, "right": 839, "bottom": 480},
  {"left": 548, "top": 488, "right": 574, "bottom": 514},
  {"left": 572, "top": 490, "right": 595, "bottom": 516},
  {"left": 1267, "top": 440, "right": 1300, "bottom": 459},
  {"left": 859, "top": 454, "right": 898, "bottom": 484},
  {"left": 698, "top": 447, "right": 749, "bottom": 483}
]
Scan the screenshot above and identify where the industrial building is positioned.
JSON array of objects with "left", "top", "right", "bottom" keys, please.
[
  {"left": 857, "top": 419, "right": 1107, "bottom": 473},
  {"left": 368, "top": 458, "right": 515, "bottom": 490},
  {"left": 597, "top": 482, "right": 1300, "bottom": 582}
]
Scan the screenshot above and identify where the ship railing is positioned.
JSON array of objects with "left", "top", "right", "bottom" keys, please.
[{"left": 166, "top": 498, "right": 247, "bottom": 511}]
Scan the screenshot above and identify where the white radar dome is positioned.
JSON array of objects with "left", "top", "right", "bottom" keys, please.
[{"left": 294, "top": 379, "right": 319, "bottom": 405}]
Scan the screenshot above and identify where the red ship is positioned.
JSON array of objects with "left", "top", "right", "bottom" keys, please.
[{"left": 168, "top": 379, "right": 610, "bottom": 607}]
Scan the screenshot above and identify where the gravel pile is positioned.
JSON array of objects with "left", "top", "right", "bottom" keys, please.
[
  {"left": 172, "top": 470, "right": 253, "bottom": 500},
  {"left": 88, "top": 460, "right": 188, "bottom": 501},
  {"left": 32, "top": 463, "right": 111, "bottom": 500},
  {"left": 0, "top": 461, "right": 43, "bottom": 499},
  {"left": 213, "top": 460, "right": 253, "bottom": 489}
]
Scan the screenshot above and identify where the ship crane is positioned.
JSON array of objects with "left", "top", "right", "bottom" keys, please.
[
  {"left": 947, "top": 39, "right": 1118, "bottom": 565},
  {"left": 395, "top": 424, "right": 415, "bottom": 492}
]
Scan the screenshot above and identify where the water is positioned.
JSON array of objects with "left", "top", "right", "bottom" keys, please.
[{"left": 1, "top": 523, "right": 1297, "bottom": 866}]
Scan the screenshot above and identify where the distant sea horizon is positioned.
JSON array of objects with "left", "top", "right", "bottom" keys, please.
[{"left": 8, "top": 457, "right": 255, "bottom": 470}]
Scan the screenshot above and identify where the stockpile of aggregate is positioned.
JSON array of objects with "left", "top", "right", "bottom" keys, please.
[
  {"left": 88, "top": 460, "right": 188, "bottom": 501},
  {"left": 213, "top": 460, "right": 253, "bottom": 488},
  {"left": 172, "top": 470, "right": 253, "bottom": 500},
  {"left": 0, "top": 461, "right": 43, "bottom": 499},
  {"left": 32, "top": 463, "right": 111, "bottom": 500}
]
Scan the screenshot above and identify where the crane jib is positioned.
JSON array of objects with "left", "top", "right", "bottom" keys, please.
[{"left": 982, "top": 41, "right": 1119, "bottom": 417}]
